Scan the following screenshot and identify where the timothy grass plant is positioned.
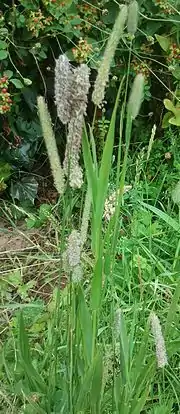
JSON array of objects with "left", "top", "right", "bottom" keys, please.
[{"left": 1, "top": 4, "right": 180, "bottom": 414}]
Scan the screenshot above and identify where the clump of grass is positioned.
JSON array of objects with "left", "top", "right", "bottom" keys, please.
[{"left": 1, "top": 7, "right": 180, "bottom": 414}]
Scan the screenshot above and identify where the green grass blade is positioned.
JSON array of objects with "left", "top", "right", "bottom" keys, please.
[
  {"left": 91, "top": 254, "right": 103, "bottom": 311},
  {"left": 82, "top": 123, "right": 97, "bottom": 208},
  {"left": 89, "top": 124, "right": 98, "bottom": 174},
  {"left": 130, "top": 386, "right": 150, "bottom": 414},
  {"left": 140, "top": 202, "right": 180, "bottom": 233},
  {"left": 118, "top": 311, "right": 130, "bottom": 387},
  {"left": 93, "top": 83, "right": 123, "bottom": 254},
  {"left": 78, "top": 287, "right": 93, "bottom": 366},
  {"left": 90, "top": 351, "right": 103, "bottom": 412},
  {"left": 75, "top": 364, "right": 94, "bottom": 411},
  {"left": 131, "top": 359, "right": 155, "bottom": 406}
]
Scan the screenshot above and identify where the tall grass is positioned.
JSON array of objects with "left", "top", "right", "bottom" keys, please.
[{"left": 1, "top": 4, "right": 180, "bottom": 414}]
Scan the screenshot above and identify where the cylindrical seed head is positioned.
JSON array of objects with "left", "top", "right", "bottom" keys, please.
[
  {"left": 128, "top": 73, "right": 144, "bottom": 119},
  {"left": 127, "top": 1, "right": 139, "bottom": 35}
]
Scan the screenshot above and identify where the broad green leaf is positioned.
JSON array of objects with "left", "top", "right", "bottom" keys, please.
[
  {"left": 10, "top": 78, "right": 24, "bottom": 89},
  {"left": 155, "top": 34, "right": 170, "bottom": 51},
  {"left": 3, "top": 70, "right": 13, "bottom": 79},
  {"left": 10, "top": 176, "right": 38, "bottom": 204},
  {"left": 169, "top": 114, "right": 180, "bottom": 126},
  {"left": 172, "top": 66, "right": 180, "bottom": 80},
  {"left": 0, "top": 50, "right": 8, "bottom": 60},
  {"left": 140, "top": 202, "right": 180, "bottom": 233},
  {"left": 163, "top": 98, "right": 175, "bottom": 112}
]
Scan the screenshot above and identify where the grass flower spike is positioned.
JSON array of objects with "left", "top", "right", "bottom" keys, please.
[
  {"left": 37, "top": 96, "right": 65, "bottom": 195},
  {"left": 149, "top": 312, "right": 168, "bottom": 368},
  {"left": 92, "top": 4, "right": 128, "bottom": 107},
  {"left": 55, "top": 56, "right": 90, "bottom": 188},
  {"left": 67, "top": 229, "right": 81, "bottom": 268},
  {"left": 128, "top": 73, "right": 144, "bottom": 119},
  {"left": 54, "top": 54, "right": 74, "bottom": 125},
  {"left": 127, "top": 1, "right": 139, "bottom": 35}
]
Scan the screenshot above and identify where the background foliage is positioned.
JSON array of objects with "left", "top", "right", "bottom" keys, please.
[{"left": 0, "top": 0, "right": 179, "bottom": 203}]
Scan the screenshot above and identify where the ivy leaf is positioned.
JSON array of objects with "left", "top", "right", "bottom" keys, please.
[
  {"left": 10, "top": 176, "right": 38, "bottom": 204},
  {"left": 155, "top": 34, "right": 170, "bottom": 52},
  {"left": 10, "top": 78, "right": 24, "bottom": 89},
  {"left": 0, "top": 50, "right": 8, "bottom": 60}
]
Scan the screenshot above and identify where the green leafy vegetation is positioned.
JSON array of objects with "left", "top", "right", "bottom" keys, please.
[{"left": 0, "top": 0, "right": 180, "bottom": 413}]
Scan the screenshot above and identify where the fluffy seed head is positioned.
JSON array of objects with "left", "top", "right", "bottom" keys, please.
[
  {"left": 71, "top": 63, "right": 91, "bottom": 118},
  {"left": 128, "top": 73, "right": 144, "bottom": 119},
  {"left": 149, "top": 312, "right": 168, "bottom": 368},
  {"left": 61, "top": 62, "right": 90, "bottom": 189},
  {"left": 92, "top": 5, "right": 128, "bottom": 107},
  {"left": 103, "top": 186, "right": 132, "bottom": 221},
  {"left": 72, "top": 264, "right": 83, "bottom": 283},
  {"left": 127, "top": 1, "right": 139, "bottom": 35},
  {"left": 80, "top": 187, "right": 91, "bottom": 247},
  {"left": 54, "top": 55, "right": 73, "bottom": 124},
  {"left": 67, "top": 230, "right": 81, "bottom": 268},
  {"left": 37, "top": 96, "right": 65, "bottom": 195},
  {"left": 69, "top": 164, "right": 83, "bottom": 189}
]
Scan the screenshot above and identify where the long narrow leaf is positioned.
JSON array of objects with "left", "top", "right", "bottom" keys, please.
[
  {"left": 93, "top": 82, "right": 123, "bottom": 254},
  {"left": 90, "top": 351, "right": 103, "bottom": 412},
  {"left": 78, "top": 287, "right": 93, "bottom": 366},
  {"left": 140, "top": 202, "right": 180, "bottom": 233},
  {"left": 82, "top": 123, "right": 97, "bottom": 208}
]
